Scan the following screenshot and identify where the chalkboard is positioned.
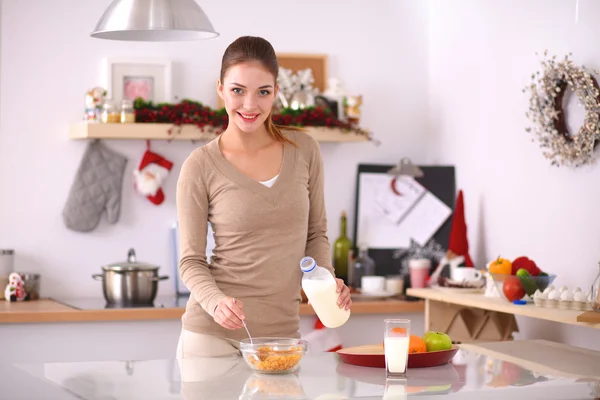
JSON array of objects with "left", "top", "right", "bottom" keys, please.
[{"left": 351, "top": 163, "right": 456, "bottom": 292}]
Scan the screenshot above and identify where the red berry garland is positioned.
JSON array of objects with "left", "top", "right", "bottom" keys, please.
[{"left": 133, "top": 98, "right": 369, "bottom": 137}]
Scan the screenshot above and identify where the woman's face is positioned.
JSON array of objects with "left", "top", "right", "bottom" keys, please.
[{"left": 218, "top": 61, "right": 278, "bottom": 134}]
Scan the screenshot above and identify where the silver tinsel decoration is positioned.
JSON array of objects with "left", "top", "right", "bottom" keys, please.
[{"left": 393, "top": 238, "right": 447, "bottom": 276}]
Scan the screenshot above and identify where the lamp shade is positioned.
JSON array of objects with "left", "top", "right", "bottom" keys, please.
[{"left": 91, "top": 0, "right": 219, "bottom": 42}]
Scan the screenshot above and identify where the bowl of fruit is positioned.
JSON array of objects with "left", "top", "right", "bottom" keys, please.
[{"left": 488, "top": 256, "right": 556, "bottom": 303}]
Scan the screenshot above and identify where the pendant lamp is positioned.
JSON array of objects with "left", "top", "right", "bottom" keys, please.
[{"left": 91, "top": 0, "right": 219, "bottom": 42}]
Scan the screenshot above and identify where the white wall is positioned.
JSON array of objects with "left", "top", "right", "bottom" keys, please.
[
  {"left": 427, "top": 0, "right": 599, "bottom": 349},
  {"left": 0, "top": 0, "right": 430, "bottom": 298}
]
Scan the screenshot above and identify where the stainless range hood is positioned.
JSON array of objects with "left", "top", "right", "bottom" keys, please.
[{"left": 91, "top": 0, "right": 219, "bottom": 42}]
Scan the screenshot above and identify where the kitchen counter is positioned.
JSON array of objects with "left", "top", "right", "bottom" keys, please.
[
  {"left": 0, "top": 296, "right": 425, "bottom": 324},
  {"left": 4, "top": 339, "right": 599, "bottom": 399}
]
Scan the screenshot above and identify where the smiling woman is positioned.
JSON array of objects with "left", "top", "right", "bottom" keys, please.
[
  {"left": 217, "top": 36, "right": 303, "bottom": 146},
  {"left": 175, "top": 36, "right": 352, "bottom": 360}
]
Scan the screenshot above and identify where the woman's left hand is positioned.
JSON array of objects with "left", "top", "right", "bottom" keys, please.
[{"left": 335, "top": 278, "right": 352, "bottom": 311}]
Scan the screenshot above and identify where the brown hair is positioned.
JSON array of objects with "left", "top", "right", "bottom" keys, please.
[{"left": 220, "top": 36, "right": 303, "bottom": 145}]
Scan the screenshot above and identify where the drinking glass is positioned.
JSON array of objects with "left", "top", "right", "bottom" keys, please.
[{"left": 383, "top": 319, "right": 411, "bottom": 379}]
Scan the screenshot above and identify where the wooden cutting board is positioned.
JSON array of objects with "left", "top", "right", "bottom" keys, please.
[{"left": 576, "top": 310, "right": 600, "bottom": 323}]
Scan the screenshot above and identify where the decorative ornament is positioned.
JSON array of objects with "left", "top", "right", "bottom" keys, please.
[
  {"left": 524, "top": 50, "right": 600, "bottom": 167},
  {"left": 84, "top": 86, "right": 107, "bottom": 121},
  {"left": 344, "top": 95, "right": 363, "bottom": 125},
  {"left": 280, "top": 68, "right": 320, "bottom": 111},
  {"left": 4, "top": 272, "right": 26, "bottom": 302},
  {"left": 447, "top": 189, "right": 474, "bottom": 267},
  {"left": 393, "top": 238, "right": 447, "bottom": 276},
  {"left": 133, "top": 141, "right": 173, "bottom": 206}
]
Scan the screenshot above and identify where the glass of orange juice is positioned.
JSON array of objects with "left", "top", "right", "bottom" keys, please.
[{"left": 383, "top": 319, "right": 411, "bottom": 379}]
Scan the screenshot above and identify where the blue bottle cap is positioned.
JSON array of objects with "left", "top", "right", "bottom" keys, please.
[
  {"left": 300, "top": 257, "right": 316, "bottom": 273},
  {"left": 513, "top": 299, "right": 527, "bottom": 305}
]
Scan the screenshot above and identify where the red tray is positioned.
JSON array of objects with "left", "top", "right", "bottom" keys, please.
[{"left": 336, "top": 344, "right": 459, "bottom": 369}]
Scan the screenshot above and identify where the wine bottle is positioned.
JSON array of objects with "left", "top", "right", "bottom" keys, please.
[{"left": 333, "top": 211, "right": 352, "bottom": 283}]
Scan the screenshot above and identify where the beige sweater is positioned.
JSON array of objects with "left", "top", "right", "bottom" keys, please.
[{"left": 176, "top": 129, "right": 334, "bottom": 341}]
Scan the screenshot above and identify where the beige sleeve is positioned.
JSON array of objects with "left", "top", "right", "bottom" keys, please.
[
  {"left": 304, "top": 136, "right": 335, "bottom": 277},
  {"left": 176, "top": 152, "right": 226, "bottom": 316}
]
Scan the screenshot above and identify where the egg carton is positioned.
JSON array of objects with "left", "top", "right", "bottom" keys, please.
[{"left": 532, "top": 285, "right": 593, "bottom": 311}]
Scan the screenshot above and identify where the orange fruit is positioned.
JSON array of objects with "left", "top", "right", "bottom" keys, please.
[
  {"left": 409, "top": 335, "right": 427, "bottom": 354},
  {"left": 391, "top": 327, "right": 407, "bottom": 334}
]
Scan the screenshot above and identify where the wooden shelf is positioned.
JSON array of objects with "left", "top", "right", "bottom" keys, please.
[
  {"left": 407, "top": 288, "right": 600, "bottom": 330},
  {"left": 68, "top": 122, "right": 370, "bottom": 143}
]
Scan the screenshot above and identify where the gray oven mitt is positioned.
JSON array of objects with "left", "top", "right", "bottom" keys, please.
[{"left": 62, "top": 140, "right": 128, "bottom": 232}]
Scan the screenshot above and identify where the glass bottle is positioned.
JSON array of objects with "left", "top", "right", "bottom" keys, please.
[
  {"left": 120, "top": 99, "right": 135, "bottom": 123},
  {"left": 352, "top": 244, "right": 376, "bottom": 289},
  {"left": 101, "top": 99, "right": 120, "bottom": 123},
  {"left": 333, "top": 211, "right": 352, "bottom": 283},
  {"left": 592, "top": 262, "right": 600, "bottom": 312}
]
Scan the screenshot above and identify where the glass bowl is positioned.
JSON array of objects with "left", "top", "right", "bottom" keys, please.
[
  {"left": 240, "top": 337, "right": 307, "bottom": 375},
  {"left": 490, "top": 273, "right": 557, "bottom": 302}
]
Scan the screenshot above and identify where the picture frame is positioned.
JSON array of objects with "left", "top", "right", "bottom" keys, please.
[{"left": 103, "top": 58, "right": 172, "bottom": 105}]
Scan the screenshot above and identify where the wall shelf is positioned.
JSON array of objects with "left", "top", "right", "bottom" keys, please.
[{"left": 68, "top": 122, "right": 370, "bottom": 143}]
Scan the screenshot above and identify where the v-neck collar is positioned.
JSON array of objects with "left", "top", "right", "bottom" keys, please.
[{"left": 207, "top": 132, "right": 296, "bottom": 205}]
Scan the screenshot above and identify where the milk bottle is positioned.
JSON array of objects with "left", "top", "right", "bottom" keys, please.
[{"left": 300, "top": 256, "right": 350, "bottom": 328}]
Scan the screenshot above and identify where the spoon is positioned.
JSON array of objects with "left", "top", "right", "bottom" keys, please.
[
  {"left": 241, "top": 319, "right": 261, "bottom": 363},
  {"left": 242, "top": 319, "right": 253, "bottom": 345}
]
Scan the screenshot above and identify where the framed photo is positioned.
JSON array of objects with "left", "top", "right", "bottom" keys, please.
[{"left": 103, "top": 58, "right": 172, "bottom": 104}]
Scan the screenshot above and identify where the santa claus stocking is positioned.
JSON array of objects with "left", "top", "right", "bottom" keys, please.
[{"left": 133, "top": 145, "right": 173, "bottom": 205}]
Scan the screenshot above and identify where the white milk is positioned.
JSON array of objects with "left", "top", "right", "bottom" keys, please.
[
  {"left": 300, "top": 256, "right": 350, "bottom": 329},
  {"left": 384, "top": 337, "right": 409, "bottom": 373},
  {"left": 302, "top": 279, "right": 350, "bottom": 328}
]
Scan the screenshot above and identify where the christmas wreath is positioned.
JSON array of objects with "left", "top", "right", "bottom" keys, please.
[
  {"left": 133, "top": 98, "right": 371, "bottom": 138},
  {"left": 524, "top": 51, "right": 600, "bottom": 167}
]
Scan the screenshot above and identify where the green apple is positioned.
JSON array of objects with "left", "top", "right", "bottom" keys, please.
[{"left": 422, "top": 331, "right": 452, "bottom": 352}]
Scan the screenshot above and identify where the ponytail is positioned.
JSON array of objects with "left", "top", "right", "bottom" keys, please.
[{"left": 265, "top": 113, "right": 302, "bottom": 146}]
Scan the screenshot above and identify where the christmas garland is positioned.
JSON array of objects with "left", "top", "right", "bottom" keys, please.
[
  {"left": 133, "top": 98, "right": 371, "bottom": 138},
  {"left": 524, "top": 51, "right": 600, "bottom": 167}
]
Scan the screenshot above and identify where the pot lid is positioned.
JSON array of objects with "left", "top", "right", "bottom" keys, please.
[{"left": 102, "top": 248, "right": 160, "bottom": 271}]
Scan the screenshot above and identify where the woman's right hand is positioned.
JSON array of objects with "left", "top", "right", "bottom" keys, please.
[{"left": 213, "top": 297, "right": 245, "bottom": 330}]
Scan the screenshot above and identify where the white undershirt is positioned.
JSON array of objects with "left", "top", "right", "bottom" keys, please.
[{"left": 259, "top": 174, "right": 278, "bottom": 188}]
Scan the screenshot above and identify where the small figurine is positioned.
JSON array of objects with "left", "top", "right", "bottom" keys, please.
[
  {"left": 4, "top": 272, "right": 26, "bottom": 302},
  {"left": 344, "top": 95, "right": 363, "bottom": 124},
  {"left": 84, "top": 86, "right": 107, "bottom": 122}
]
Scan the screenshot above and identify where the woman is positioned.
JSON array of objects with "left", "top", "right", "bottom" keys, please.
[{"left": 176, "top": 36, "right": 351, "bottom": 359}]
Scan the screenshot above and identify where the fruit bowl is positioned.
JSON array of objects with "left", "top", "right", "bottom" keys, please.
[
  {"left": 490, "top": 273, "right": 556, "bottom": 303},
  {"left": 336, "top": 344, "right": 459, "bottom": 369},
  {"left": 240, "top": 337, "right": 307, "bottom": 374}
]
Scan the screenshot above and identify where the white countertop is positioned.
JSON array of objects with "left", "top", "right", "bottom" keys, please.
[{"left": 3, "top": 340, "right": 599, "bottom": 399}]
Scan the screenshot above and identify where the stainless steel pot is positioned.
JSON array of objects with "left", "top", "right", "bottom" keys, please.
[{"left": 93, "top": 248, "right": 168, "bottom": 306}]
